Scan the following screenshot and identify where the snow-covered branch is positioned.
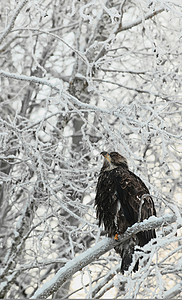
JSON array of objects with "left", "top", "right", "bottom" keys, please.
[
  {"left": 164, "top": 282, "right": 182, "bottom": 299},
  {"left": 119, "top": 8, "right": 164, "bottom": 32},
  {"left": 31, "top": 214, "right": 176, "bottom": 299},
  {"left": 0, "top": 70, "right": 59, "bottom": 91}
]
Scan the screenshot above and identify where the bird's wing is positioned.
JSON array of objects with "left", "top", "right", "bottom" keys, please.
[
  {"left": 116, "top": 168, "right": 156, "bottom": 244},
  {"left": 95, "top": 170, "right": 119, "bottom": 236}
]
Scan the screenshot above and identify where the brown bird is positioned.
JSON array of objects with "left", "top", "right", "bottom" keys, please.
[{"left": 95, "top": 151, "right": 156, "bottom": 273}]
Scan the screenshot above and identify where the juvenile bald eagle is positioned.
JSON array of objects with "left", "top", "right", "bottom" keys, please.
[{"left": 95, "top": 151, "right": 156, "bottom": 273}]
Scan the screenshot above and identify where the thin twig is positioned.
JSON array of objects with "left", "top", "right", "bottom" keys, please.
[
  {"left": 118, "top": 8, "right": 164, "bottom": 33},
  {"left": 0, "top": 0, "right": 28, "bottom": 44}
]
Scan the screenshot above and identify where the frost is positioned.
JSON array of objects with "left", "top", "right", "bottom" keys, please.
[{"left": 0, "top": 0, "right": 182, "bottom": 299}]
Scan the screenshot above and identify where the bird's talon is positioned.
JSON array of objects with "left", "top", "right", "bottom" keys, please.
[{"left": 114, "top": 233, "right": 119, "bottom": 240}]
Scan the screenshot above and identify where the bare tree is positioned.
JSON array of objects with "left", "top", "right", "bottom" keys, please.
[{"left": 0, "top": 0, "right": 182, "bottom": 299}]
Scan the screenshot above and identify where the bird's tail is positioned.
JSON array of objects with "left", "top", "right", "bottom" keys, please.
[
  {"left": 115, "top": 237, "right": 139, "bottom": 274},
  {"left": 115, "top": 235, "right": 156, "bottom": 273}
]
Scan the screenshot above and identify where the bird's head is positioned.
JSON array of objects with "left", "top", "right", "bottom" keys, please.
[{"left": 100, "top": 151, "right": 128, "bottom": 170}]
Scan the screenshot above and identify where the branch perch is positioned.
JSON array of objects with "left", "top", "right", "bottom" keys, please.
[{"left": 31, "top": 214, "right": 176, "bottom": 299}]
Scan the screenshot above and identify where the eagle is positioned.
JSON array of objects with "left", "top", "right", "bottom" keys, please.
[{"left": 95, "top": 151, "right": 156, "bottom": 273}]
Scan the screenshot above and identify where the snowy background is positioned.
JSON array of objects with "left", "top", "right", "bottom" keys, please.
[{"left": 0, "top": 0, "right": 182, "bottom": 298}]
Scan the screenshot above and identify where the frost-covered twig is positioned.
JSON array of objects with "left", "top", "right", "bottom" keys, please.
[
  {"left": 90, "top": 264, "right": 122, "bottom": 298},
  {"left": 30, "top": 214, "right": 176, "bottom": 299},
  {"left": 92, "top": 78, "right": 173, "bottom": 102},
  {"left": 119, "top": 8, "right": 164, "bottom": 32},
  {"left": 163, "top": 281, "right": 182, "bottom": 299},
  {"left": 0, "top": 196, "right": 35, "bottom": 298},
  {"left": 2, "top": 70, "right": 182, "bottom": 127},
  {"left": 1, "top": 70, "right": 182, "bottom": 120},
  {"left": 0, "top": 70, "right": 58, "bottom": 91},
  {"left": 0, "top": 70, "right": 95, "bottom": 110},
  {"left": 95, "top": 280, "right": 115, "bottom": 299},
  {"left": 0, "top": 0, "right": 28, "bottom": 44}
]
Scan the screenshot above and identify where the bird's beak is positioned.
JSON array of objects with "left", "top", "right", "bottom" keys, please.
[{"left": 100, "top": 152, "right": 111, "bottom": 163}]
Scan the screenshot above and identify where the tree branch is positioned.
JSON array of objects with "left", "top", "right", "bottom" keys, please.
[
  {"left": 30, "top": 214, "right": 176, "bottom": 299},
  {"left": 0, "top": 0, "right": 28, "bottom": 44},
  {"left": 163, "top": 282, "right": 182, "bottom": 299},
  {"left": 0, "top": 196, "right": 36, "bottom": 298},
  {"left": 90, "top": 265, "right": 122, "bottom": 298},
  {"left": 118, "top": 8, "right": 164, "bottom": 33},
  {"left": 1, "top": 70, "right": 181, "bottom": 139}
]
